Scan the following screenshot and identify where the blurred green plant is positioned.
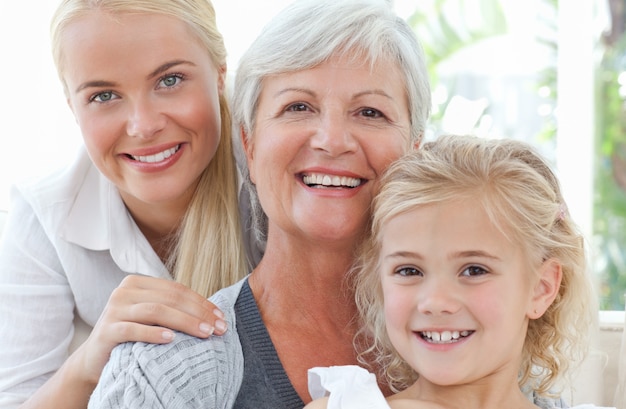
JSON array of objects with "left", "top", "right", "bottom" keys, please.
[
  {"left": 594, "top": 30, "right": 626, "bottom": 310},
  {"left": 405, "top": 0, "right": 508, "bottom": 125}
]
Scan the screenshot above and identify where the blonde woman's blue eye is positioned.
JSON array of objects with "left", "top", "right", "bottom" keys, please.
[
  {"left": 91, "top": 91, "right": 116, "bottom": 103},
  {"left": 160, "top": 75, "right": 182, "bottom": 88}
]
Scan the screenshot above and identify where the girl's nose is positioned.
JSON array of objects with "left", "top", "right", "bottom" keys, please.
[{"left": 417, "top": 277, "right": 461, "bottom": 316}]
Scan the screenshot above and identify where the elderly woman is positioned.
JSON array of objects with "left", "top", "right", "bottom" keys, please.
[{"left": 88, "top": 0, "right": 566, "bottom": 408}]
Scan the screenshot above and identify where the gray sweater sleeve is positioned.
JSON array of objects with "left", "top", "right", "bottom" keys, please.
[{"left": 88, "top": 280, "right": 245, "bottom": 409}]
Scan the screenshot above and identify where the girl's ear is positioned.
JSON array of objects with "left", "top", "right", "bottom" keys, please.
[{"left": 528, "top": 258, "right": 563, "bottom": 319}]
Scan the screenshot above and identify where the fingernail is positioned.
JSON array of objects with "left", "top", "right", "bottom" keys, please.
[
  {"left": 199, "top": 323, "right": 215, "bottom": 335},
  {"left": 213, "top": 308, "right": 225, "bottom": 320},
  {"left": 162, "top": 331, "right": 175, "bottom": 341},
  {"left": 215, "top": 319, "right": 227, "bottom": 333}
]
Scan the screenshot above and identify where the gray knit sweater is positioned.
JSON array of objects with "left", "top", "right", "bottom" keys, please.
[{"left": 87, "top": 279, "right": 246, "bottom": 409}]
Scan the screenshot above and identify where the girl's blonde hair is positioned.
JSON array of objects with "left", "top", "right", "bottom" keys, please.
[
  {"left": 50, "top": 0, "right": 247, "bottom": 297},
  {"left": 355, "top": 134, "right": 596, "bottom": 395}
]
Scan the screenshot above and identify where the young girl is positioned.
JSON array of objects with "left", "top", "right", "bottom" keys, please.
[{"left": 306, "top": 134, "right": 608, "bottom": 409}]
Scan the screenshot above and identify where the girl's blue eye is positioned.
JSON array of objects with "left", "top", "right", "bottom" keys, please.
[
  {"left": 395, "top": 266, "right": 422, "bottom": 277},
  {"left": 461, "top": 265, "right": 488, "bottom": 277}
]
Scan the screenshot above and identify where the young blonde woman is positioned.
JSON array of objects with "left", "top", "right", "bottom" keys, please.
[{"left": 0, "top": 1, "right": 246, "bottom": 408}]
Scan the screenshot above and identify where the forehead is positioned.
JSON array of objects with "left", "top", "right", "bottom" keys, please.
[
  {"left": 379, "top": 199, "right": 519, "bottom": 258},
  {"left": 59, "top": 11, "right": 206, "bottom": 81},
  {"left": 260, "top": 53, "right": 407, "bottom": 101}
]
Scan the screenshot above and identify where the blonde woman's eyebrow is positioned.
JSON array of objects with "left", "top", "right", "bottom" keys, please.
[
  {"left": 75, "top": 80, "right": 117, "bottom": 94},
  {"left": 74, "top": 60, "right": 196, "bottom": 94},
  {"left": 147, "top": 59, "right": 196, "bottom": 79}
]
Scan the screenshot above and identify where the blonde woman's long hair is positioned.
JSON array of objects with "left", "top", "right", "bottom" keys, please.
[
  {"left": 355, "top": 134, "right": 596, "bottom": 395},
  {"left": 51, "top": 0, "right": 247, "bottom": 297}
]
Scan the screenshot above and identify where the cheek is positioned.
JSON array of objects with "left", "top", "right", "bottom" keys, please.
[
  {"left": 368, "top": 137, "right": 409, "bottom": 174},
  {"left": 382, "top": 284, "right": 413, "bottom": 330},
  {"left": 249, "top": 126, "right": 299, "bottom": 176},
  {"left": 471, "top": 284, "right": 522, "bottom": 326},
  {"left": 180, "top": 91, "right": 221, "bottom": 135},
  {"left": 75, "top": 110, "right": 119, "bottom": 157}
]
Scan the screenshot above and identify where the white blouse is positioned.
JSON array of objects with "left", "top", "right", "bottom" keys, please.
[{"left": 0, "top": 146, "right": 169, "bottom": 408}]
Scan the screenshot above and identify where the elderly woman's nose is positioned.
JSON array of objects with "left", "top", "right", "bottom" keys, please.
[{"left": 310, "top": 112, "right": 358, "bottom": 156}]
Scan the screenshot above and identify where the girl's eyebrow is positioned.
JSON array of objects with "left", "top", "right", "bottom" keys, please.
[
  {"left": 450, "top": 250, "right": 501, "bottom": 261},
  {"left": 384, "top": 250, "right": 422, "bottom": 261},
  {"left": 75, "top": 60, "right": 196, "bottom": 94},
  {"left": 383, "top": 250, "right": 501, "bottom": 261}
]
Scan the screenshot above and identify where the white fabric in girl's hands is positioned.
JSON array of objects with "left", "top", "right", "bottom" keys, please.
[
  {"left": 570, "top": 406, "right": 616, "bottom": 409},
  {"left": 307, "top": 366, "right": 617, "bottom": 409},
  {"left": 308, "top": 365, "right": 390, "bottom": 409}
]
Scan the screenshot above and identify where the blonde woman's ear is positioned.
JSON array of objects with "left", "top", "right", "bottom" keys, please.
[{"left": 528, "top": 258, "right": 562, "bottom": 319}]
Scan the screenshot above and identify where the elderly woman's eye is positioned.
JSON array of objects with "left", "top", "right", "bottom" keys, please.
[
  {"left": 286, "top": 103, "right": 309, "bottom": 112},
  {"left": 361, "top": 108, "right": 384, "bottom": 118}
]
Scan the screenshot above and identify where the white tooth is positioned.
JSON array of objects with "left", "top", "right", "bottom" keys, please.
[
  {"left": 461, "top": 330, "right": 470, "bottom": 337},
  {"left": 132, "top": 145, "right": 179, "bottom": 163},
  {"left": 452, "top": 331, "right": 460, "bottom": 339},
  {"left": 303, "top": 173, "right": 361, "bottom": 187},
  {"left": 441, "top": 331, "right": 452, "bottom": 342},
  {"left": 431, "top": 332, "right": 441, "bottom": 342}
]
